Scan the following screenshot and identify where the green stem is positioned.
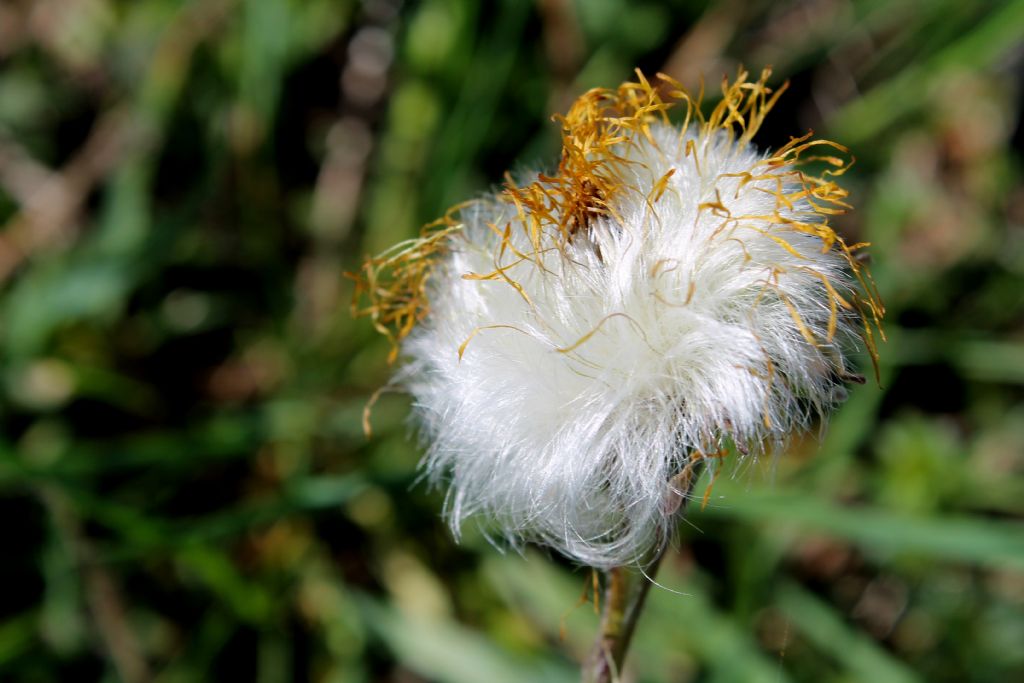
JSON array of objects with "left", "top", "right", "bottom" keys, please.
[{"left": 581, "top": 465, "right": 701, "bottom": 683}]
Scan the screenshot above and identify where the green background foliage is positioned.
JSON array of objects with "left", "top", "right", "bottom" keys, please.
[{"left": 1, "top": 0, "right": 1022, "bottom": 681}]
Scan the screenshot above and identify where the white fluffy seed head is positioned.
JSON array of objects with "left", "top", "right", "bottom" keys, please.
[{"left": 355, "top": 70, "right": 883, "bottom": 569}]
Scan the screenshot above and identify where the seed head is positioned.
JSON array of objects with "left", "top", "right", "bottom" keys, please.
[{"left": 352, "top": 68, "right": 883, "bottom": 568}]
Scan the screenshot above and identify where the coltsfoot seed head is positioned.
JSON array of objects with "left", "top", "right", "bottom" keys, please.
[{"left": 353, "top": 68, "right": 883, "bottom": 568}]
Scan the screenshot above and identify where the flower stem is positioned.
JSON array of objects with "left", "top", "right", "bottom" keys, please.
[
  {"left": 581, "top": 465, "right": 701, "bottom": 683},
  {"left": 581, "top": 549, "right": 669, "bottom": 682}
]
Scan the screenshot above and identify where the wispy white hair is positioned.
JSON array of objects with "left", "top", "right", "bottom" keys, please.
[{"left": 358, "top": 71, "right": 881, "bottom": 568}]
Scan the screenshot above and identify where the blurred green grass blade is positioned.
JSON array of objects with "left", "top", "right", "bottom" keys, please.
[
  {"left": 40, "top": 524, "right": 88, "bottom": 656},
  {"left": 93, "top": 157, "right": 151, "bottom": 258},
  {"left": 0, "top": 415, "right": 262, "bottom": 490},
  {"left": 802, "top": 362, "right": 895, "bottom": 492},
  {"left": 485, "top": 554, "right": 793, "bottom": 683},
  {"left": 48, "top": 415, "right": 261, "bottom": 477},
  {"left": 238, "top": 0, "right": 290, "bottom": 141},
  {"left": 643, "top": 570, "right": 795, "bottom": 683},
  {"left": 135, "top": 0, "right": 229, "bottom": 120},
  {"left": 949, "top": 338, "right": 1024, "bottom": 385},
  {"left": 257, "top": 629, "right": 290, "bottom": 683},
  {"left": 482, "top": 554, "right": 595, "bottom": 652},
  {"left": 889, "top": 327, "right": 1024, "bottom": 385},
  {"left": 423, "top": 0, "right": 530, "bottom": 214},
  {"left": 60, "top": 474, "right": 366, "bottom": 553},
  {"left": 286, "top": 0, "right": 352, "bottom": 58},
  {"left": 1, "top": 255, "right": 134, "bottom": 356},
  {"left": 154, "top": 606, "right": 237, "bottom": 682},
  {"left": 776, "top": 581, "right": 921, "bottom": 683},
  {"left": 288, "top": 474, "right": 369, "bottom": 508},
  {"left": 164, "top": 475, "right": 368, "bottom": 545},
  {"left": 831, "top": 0, "right": 1024, "bottom": 143},
  {"left": 0, "top": 611, "right": 36, "bottom": 666},
  {"left": 695, "top": 484, "right": 1024, "bottom": 570},
  {"left": 41, "top": 475, "right": 365, "bottom": 625},
  {"left": 177, "top": 545, "right": 275, "bottom": 624},
  {"left": 0, "top": 0, "right": 217, "bottom": 356},
  {"left": 353, "top": 592, "right": 576, "bottom": 683},
  {"left": 68, "top": 363, "right": 162, "bottom": 415}
]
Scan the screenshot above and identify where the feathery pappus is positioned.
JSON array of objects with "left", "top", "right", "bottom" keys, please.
[{"left": 352, "top": 68, "right": 884, "bottom": 568}]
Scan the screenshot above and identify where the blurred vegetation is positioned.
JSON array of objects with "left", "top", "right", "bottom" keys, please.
[{"left": 0, "top": 0, "right": 1022, "bottom": 681}]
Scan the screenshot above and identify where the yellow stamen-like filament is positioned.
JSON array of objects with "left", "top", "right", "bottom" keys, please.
[{"left": 350, "top": 66, "right": 884, "bottom": 377}]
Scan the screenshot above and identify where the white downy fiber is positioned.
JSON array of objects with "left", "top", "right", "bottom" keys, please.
[{"left": 360, "top": 71, "right": 881, "bottom": 568}]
